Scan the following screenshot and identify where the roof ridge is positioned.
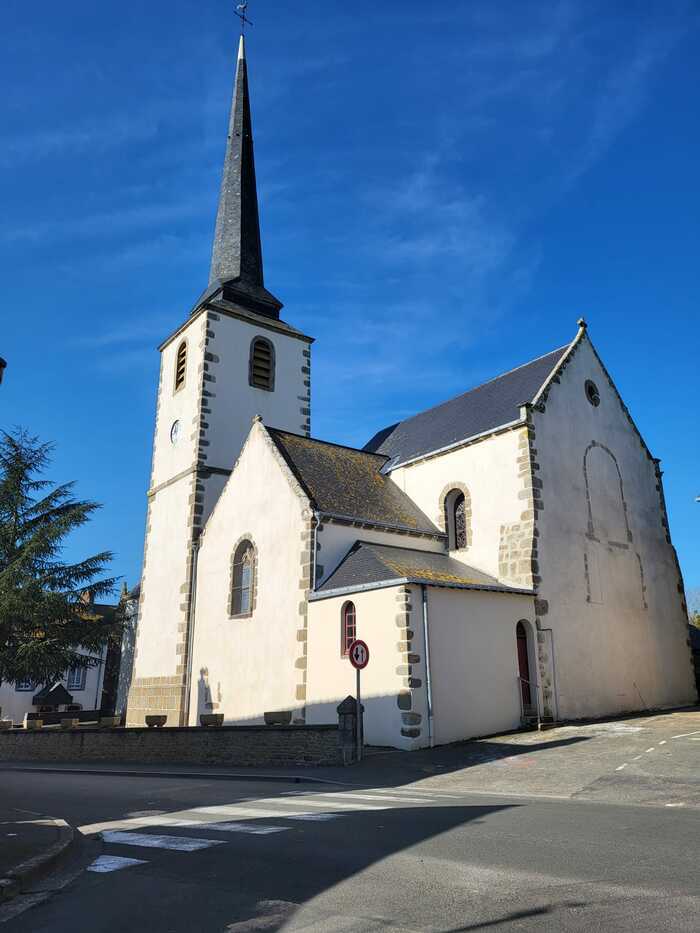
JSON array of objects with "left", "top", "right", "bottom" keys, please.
[
  {"left": 393, "top": 344, "right": 570, "bottom": 428},
  {"left": 268, "top": 426, "right": 390, "bottom": 462}
]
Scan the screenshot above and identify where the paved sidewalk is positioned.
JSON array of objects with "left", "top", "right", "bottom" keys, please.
[{"left": 0, "top": 807, "right": 75, "bottom": 903}]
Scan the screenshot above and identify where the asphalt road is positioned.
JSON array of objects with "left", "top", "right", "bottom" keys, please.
[{"left": 1, "top": 769, "right": 698, "bottom": 932}]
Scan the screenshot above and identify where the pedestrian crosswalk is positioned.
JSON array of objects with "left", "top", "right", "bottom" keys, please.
[{"left": 83, "top": 785, "right": 460, "bottom": 873}]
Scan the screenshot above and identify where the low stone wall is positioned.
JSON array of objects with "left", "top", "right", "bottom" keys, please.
[{"left": 0, "top": 724, "right": 343, "bottom": 768}]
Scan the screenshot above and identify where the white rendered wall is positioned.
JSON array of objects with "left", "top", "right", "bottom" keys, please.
[
  {"left": 390, "top": 429, "right": 524, "bottom": 578},
  {"left": 306, "top": 585, "right": 418, "bottom": 748},
  {"left": 203, "top": 311, "right": 310, "bottom": 474},
  {"left": 424, "top": 587, "right": 534, "bottom": 745},
  {"left": 132, "top": 479, "right": 191, "bottom": 678},
  {"left": 534, "top": 337, "right": 696, "bottom": 718},
  {"left": 151, "top": 314, "right": 206, "bottom": 490},
  {"left": 187, "top": 423, "right": 308, "bottom": 724},
  {"left": 317, "top": 522, "right": 443, "bottom": 586}
]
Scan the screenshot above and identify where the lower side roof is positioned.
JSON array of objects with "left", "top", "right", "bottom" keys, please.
[{"left": 311, "top": 541, "right": 534, "bottom": 600}]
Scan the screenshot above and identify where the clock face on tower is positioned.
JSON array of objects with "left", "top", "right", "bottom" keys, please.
[{"left": 170, "top": 420, "right": 180, "bottom": 445}]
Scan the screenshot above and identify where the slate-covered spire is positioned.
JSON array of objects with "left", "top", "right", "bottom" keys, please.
[{"left": 208, "top": 35, "right": 282, "bottom": 317}]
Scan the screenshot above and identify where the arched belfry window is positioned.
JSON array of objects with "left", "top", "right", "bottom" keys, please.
[
  {"left": 341, "top": 601, "right": 356, "bottom": 656},
  {"left": 249, "top": 337, "right": 275, "bottom": 391},
  {"left": 230, "top": 539, "right": 256, "bottom": 617},
  {"left": 444, "top": 487, "right": 469, "bottom": 550},
  {"left": 174, "top": 341, "right": 187, "bottom": 393}
]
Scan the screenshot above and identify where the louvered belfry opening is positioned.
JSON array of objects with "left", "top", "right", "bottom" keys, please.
[
  {"left": 174, "top": 341, "right": 187, "bottom": 392},
  {"left": 249, "top": 337, "right": 275, "bottom": 391}
]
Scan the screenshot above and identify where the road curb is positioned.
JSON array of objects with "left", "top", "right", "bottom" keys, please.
[
  {"left": 0, "top": 765, "right": 350, "bottom": 786},
  {"left": 0, "top": 817, "right": 78, "bottom": 905}
]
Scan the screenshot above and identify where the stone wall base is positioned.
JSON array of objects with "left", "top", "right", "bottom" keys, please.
[{"left": 0, "top": 724, "right": 342, "bottom": 768}]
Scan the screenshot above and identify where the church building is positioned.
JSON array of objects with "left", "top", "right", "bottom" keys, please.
[{"left": 126, "top": 35, "right": 696, "bottom": 748}]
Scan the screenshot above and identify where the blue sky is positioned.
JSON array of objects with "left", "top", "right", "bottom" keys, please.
[{"left": 1, "top": 0, "right": 699, "bottom": 604}]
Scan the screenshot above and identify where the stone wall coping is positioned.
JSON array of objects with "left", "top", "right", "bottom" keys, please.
[{"left": 1, "top": 724, "right": 338, "bottom": 738}]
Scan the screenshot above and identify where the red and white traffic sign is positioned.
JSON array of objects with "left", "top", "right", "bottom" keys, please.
[{"left": 348, "top": 639, "right": 370, "bottom": 670}]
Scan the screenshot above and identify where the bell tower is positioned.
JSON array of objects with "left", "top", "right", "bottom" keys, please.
[{"left": 126, "top": 33, "right": 313, "bottom": 726}]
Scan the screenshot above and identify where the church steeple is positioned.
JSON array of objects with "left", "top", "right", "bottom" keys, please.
[{"left": 209, "top": 34, "right": 282, "bottom": 318}]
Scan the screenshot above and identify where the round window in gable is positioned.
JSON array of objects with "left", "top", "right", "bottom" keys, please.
[{"left": 585, "top": 380, "right": 600, "bottom": 407}]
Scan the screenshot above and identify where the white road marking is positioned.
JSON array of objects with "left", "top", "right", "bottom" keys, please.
[
  {"left": 101, "top": 831, "right": 225, "bottom": 852},
  {"left": 87, "top": 855, "right": 148, "bottom": 873},
  {"left": 671, "top": 731, "right": 700, "bottom": 739},
  {"left": 197, "top": 822, "right": 289, "bottom": 835},
  {"left": 645, "top": 748, "right": 655, "bottom": 753},
  {"left": 632, "top": 755, "right": 642, "bottom": 761},
  {"left": 666, "top": 803, "right": 685, "bottom": 808},
  {"left": 285, "top": 813, "right": 338, "bottom": 822},
  {"left": 286, "top": 790, "right": 428, "bottom": 804},
  {"left": 615, "top": 764, "right": 627, "bottom": 771},
  {"left": 658, "top": 740, "right": 667, "bottom": 746}
]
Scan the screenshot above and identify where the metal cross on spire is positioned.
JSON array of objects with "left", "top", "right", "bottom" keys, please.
[{"left": 235, "top": 2, "right": 253, "bottom": 34}]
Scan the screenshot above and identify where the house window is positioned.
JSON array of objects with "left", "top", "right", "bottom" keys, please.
[
  {"left": 174, "top": 340, "right": 187, "bottom": 393},
  {"left": 15, "top": 677, "right": 33, "bottom": 692},
  {"left": 341, "top": 601, "right": 356, "bottom": 656},
  {"left": 230, "top": 539, "right": 256, "bottom": 616},
  {"left": 67, "top": 667, "right": 87, "bottom": 691},
  {"left": 444, "top": 488, "right": 468, "bottom": 550},
  {"left": 249, "top": 337, "right": 275, "bottom": 391}
]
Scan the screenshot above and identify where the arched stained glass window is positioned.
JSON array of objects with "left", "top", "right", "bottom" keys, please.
[
  {"left": 231, "top": 539, "right": 256, "bottom": 616},
  {"left": 341, "top": 601, "right": 356, "bottom": 656}
]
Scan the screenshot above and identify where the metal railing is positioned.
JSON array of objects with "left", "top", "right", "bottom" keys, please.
[{"left": 516, "top": 675, "right": 541, "bottom": 730}]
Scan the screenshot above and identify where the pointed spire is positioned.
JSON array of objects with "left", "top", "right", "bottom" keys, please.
[{"left": 208, "top": 33, "right": 282, "bottom": 317}]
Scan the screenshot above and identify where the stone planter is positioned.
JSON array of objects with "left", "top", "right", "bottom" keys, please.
[
  {"left": 24, "top": 719, "right": 43, "bottom": 730},
  {"left": 0, "top": 720, "right": 13, "bottom": 732},
  {"left": 145, "top": 715, "right": 167, "bottom": 728},
  {"left": 264, "top": 710, "right": 292, "bottom": 726},
  {"left": 99, "top": 716, "right": 121, "bottom": 729},
  {"left": 61, "top": 718, "right": 80, "bottom": 730},
  {"left": 200, "top": 713, "right": 224, "bottom": 728}
]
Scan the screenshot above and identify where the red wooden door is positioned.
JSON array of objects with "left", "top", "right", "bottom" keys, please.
[{"left": 516, "top": 622, "right": 532, "bottom": 706}]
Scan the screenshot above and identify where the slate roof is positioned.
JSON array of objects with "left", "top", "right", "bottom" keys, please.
[
  {"left": 365, "top": 345, "right": 569, "bottom": 466},
  {"left": 267, "top": 429, "right": 441, "bottom": 536},
  {"left": 32, "top": 682, "right": 74, "bottom": 707},
  {"left": 313, "top": 541, "right": 533, "bottom": 597}
]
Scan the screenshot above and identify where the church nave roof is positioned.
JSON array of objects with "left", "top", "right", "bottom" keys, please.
[
  {"left": 266, "top": 429, "right": 441, "bottom": 537},
  {"left": 364, "top": 344, "right": 570, "bottom": 467}
]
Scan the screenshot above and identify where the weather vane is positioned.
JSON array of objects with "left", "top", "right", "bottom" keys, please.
[{"left": 235, "top": 2, "right": 253, "bottom": 34}]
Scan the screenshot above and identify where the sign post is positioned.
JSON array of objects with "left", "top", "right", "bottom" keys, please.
[{"left": 348, "top": 639, "right": 369, "bottom": 763}]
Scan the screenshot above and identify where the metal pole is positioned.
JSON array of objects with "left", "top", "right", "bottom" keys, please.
[
  {"left": 421, "top": 584, "right": 435, "bottom": 747},
  {"left": 356, "top": 667, "right": 362, "bottom": 763}
]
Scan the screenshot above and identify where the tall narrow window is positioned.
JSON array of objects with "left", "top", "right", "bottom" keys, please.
[
  {"left": 249, "top": 337, "right": 275, "bottom": 391},
  {"left": 174, "top": 340, "right": 187, "bottom": 392},
  {"left": 341, "top": 601, "right": 356, "bottom": 656},
  {"left": 67, "top": 666, "right": 87, "bottom": 691},
  {"left": 444, "top": 488, "right": 469, "bottom": 550},
  {"left": 230, "top": 539, "right": 256, "bottom": 616}
]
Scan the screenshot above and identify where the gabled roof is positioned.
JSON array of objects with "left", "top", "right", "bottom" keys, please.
[
  {"left": 312, "top": 541, "right": 533, "bottom": 599},
  {"left": 365, "top": 345, "right": 569, "bottom": 467},
  {"left": 267, "top": 429, "right": 441, "bottom": 536},
  {"left": 32, "top": 682, "right": 74, "bottom": 707}
]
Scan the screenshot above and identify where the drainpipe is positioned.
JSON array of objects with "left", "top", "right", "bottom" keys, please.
[
  {"left": 536, "top": 625, "right": 559, "bottom": 722},
  {"left": 183, "top": 538, "right": 201, "bottom": 727},
  {"left": 420, "top": 584, "right": 435, "bottom": 747},
  {"left": 311, "top": 512, "right": 320, "bottom": 590}
]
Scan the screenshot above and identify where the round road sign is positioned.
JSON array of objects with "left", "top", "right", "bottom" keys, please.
[{"left": 348, "top": 639, "right": 370, "bottom": 670}]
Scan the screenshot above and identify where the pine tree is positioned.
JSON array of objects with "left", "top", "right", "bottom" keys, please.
[{"left": 0, "top": 429, "right": 118, "bottom": 688}]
